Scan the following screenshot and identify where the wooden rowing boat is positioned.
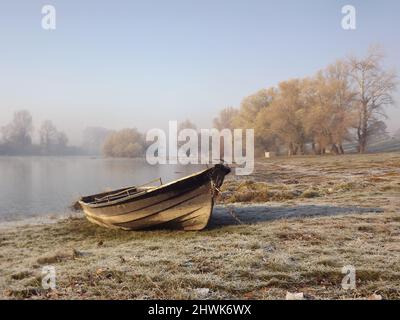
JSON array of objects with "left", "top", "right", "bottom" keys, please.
[{"left": 78, "top": 164, "right": 231, "bottom": 231}]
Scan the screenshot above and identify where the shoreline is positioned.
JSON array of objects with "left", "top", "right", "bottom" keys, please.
[{"left": 0, "top": 212, "right": 82, "bottom": 231}]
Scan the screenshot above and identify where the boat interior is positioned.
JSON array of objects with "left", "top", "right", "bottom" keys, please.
[{"left": 81, "top": 186, "right": 155, "bottom": 205}]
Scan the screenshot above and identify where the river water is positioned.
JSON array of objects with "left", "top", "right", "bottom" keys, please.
[{"left": 0, "top": 156, "right": 205, "bottom": 221}]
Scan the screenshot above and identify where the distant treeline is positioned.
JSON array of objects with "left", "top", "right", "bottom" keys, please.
[
  {"left": 1, "top": 46, "right": 397, "bottom": 158},
  {"left": 83, "top": 121, "right": 197, "bottom": 158},
  {"left": 0, "top": 110, "right": 81, "bottom": 156},
  {"left": 0, "top": 111, "right": 149, "bottom": 157}
]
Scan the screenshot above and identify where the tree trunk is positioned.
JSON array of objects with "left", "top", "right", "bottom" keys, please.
[
  {"left": 311, "top": 142, "right": 317, "bottom": 155},
  {"left": 288, "top": 143, "right": 294, "bottom": 156},
  {"left": 358, "top": 101, "right": 368, "bottom": 153},
  {"left": 331, "top": 144, "right": 339, "bottom": 155},
  {"left": 298, "top": 143, "right": 305, "bottom": 155}
]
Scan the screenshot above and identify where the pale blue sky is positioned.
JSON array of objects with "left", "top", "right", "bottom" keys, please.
[{"left": 0, "top": 0, "right": 399, "bottom": 143}]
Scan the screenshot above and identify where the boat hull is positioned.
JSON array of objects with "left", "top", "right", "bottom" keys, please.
[{"left": 78, "top": 165, "right": 230, "bottom": 231}]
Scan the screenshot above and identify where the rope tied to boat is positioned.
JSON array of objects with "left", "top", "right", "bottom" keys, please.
[
  {"left": 227, "top": 206, "right": 243, "bottom": 225},
  {"left": 210, "top": 177, "right": 243, "bottom": 225}
]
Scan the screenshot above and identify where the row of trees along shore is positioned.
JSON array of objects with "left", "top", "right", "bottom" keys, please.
[
  {"left": 100, "top": 48, "right": 398, "bottom": 158},
  {"left": 1, "top": 47, "right": 397, "bottom": 157},
  {"left": 213, "top": 47, "right": 397, "bottom": 156}
]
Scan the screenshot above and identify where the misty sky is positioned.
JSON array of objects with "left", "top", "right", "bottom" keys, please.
[{"left": 0, "top": 0, "right": 399, "bottom": 144}]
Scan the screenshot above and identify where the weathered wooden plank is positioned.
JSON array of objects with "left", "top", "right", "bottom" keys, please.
[{"left": 79, "top": 164, "right": 230, "bottom": 231}]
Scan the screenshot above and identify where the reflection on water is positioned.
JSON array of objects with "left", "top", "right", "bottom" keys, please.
[{"left": 0, "top": 157, "right": 205, "bottom": 221}]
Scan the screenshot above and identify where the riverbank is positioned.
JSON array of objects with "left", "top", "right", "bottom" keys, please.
[{"left": 1, "top": 153, "right": 399, "bottom": 299}]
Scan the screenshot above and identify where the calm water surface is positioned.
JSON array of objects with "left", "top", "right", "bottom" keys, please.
[{"left": 0, "top": 157, "right": 205, "bottom": 221}]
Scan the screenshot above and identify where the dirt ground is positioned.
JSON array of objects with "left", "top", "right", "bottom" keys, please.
[{"left": 0, "top": 153, "right": 399, "bottom": 299}]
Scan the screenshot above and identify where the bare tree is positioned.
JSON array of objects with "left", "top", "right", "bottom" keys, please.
[
  {"left": 39, "top": 120, "right": 69, "bottom": 154},
  {"left": 267, "top": 79, "right": 307, "bottom": 155},
  {"left": 304, "top": 61, "right": 356, "bottom": 154},
  {"left": 39, "top": 120, "right": 58, "bottom": 149},
  {"left": 1, "top": 110, "right": 33, "bottom": 146},
  {"left": 235, "top": 88, "right": 275, "bottom": 128},
  {"left": 213, "top": 107, "right": 239, "bottom": 130},
  {"left": 235, "top": 88, "right": 276, "bottom": 155},
  {"left": 348, "top": 47, "right": 397, "bottom": 153},
  {"left": 56, "top": 131, "right": 68, "bottom": 148}
]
